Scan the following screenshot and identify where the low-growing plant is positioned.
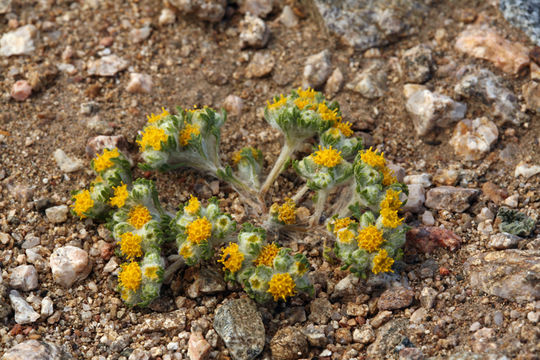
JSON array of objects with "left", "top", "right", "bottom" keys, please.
[{"left": 71, "top": 88, "right": 408, "bottom": 307}]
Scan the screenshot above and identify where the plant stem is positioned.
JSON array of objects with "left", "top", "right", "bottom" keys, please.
[
  {"left": 260, "top": 142, "right": 297, "bottom": 196},
  {"left": 310, "top": 189, "right": 329, "bottom": 227},
  {"left": 292, "top": 184, "right": 309, "bottom": 203}
]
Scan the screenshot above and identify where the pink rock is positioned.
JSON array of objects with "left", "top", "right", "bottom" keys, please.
[
  {"left": 406, "top": 226, "right": 461, "bottom": 253},
  {"left": 455, "top": 24, "right": 529, "bottom": 74},
  {"left": 11, "top": 80, "right": 32, "bottom": 101},
  {"left": 187, "top": 332, "right": 211, "bottom": 360},
  {"left": 126, "top": 73, "right": 153, "bottom": 94},
  {"left": 86, "top": 135, "right": 128, "bottom": 158},
  {"left": 50, "top": 246, "right": 92, "bottom": 288},
  {"left": 222, "top": 95, "right": 244, "bottom": 116},
  {"left": 449, "top": 117, "right": 498, "bottom": 161}
]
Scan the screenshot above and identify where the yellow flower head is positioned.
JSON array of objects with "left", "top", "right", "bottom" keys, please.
[
  {"left": 381, "top": 166, "right": 397, "bottom": 186},
  {"left": 380, "top": 189, "right": 402, "bottom": 211},
  {"left": 184, "top": 195, "right": 200, "bottom": 215},
  {"left": 334, "top": 121, "right": 353, "bottom": 137},
  {"left": 137, "top": 126, "right": 168, "bottom": 151},
  {"left": 296, "top": 87, "right": 316, "bottom": 99},
  {"left": 276, "top": 198, "right": 296, "bottom": 225},
  {"left": 381, "top": 208, "right": 403, "bottom": 229},
  {"left": 317, "top": 102, "right": 341, "bottom": 123},
  {"left": 119, "top": 232, "right": 143, "bottom": 260},
  {"left": 146, "top": 107, "right": 170, "bottom": 124},
  {"left": 294, "top": 97, "right": 313, "bottom": 110},
  {"left": 144, "top": 265, "right": 160, "bottom": 280},
  {"left": 187, "top": 217, "right": 212, "bottom": 244},
  {"left": 267, "top": 273, "right": 296, "bottom": 301},
  {"left": 332, "top": 217, "right": 354, "bottom": 234},
  {"left": 218, "top": 242, "right": 244, "bottom": 273},
  {"left": 337, "top": 229, "right": 355, "bottom": 244},
  {"left": 110, "top": 183, "right": 129, "bottom": 208},
  {"left": 179, "top": 123, "right": 200, "bottom": 146},
  {"left": 357, "top": 225, "right": 384, "bottom": 252},
  {"left": 128, "top": 205, "right": 152, "bottom": 229},
  {"left": 267, "top": 94, "right": 287, "bottom": 110},
  {"left": 372, "top": 249, "right": 394, "bottom": 274},
  {"left": 179, "top": 241, "right": 194, "bottom": 259},
  {"left": 312, "top": 145, "right": 342, "bottom": 168},
  {"left": 119, "top": 262, "right": 142, "bottom": 291},
  {"left": 71, "top": 190, "right": 94, "bottom": 219},
  {"left": 360, "top": 147, "right": 386, "bottom": 169},
  {"left": 293, "top": 261, "right": 309, "bottom": 276},
  {"left": 93, "top": 148, "right": 120, "bottom": 172},
  {"left": 254, "top": 243, "right": 280, "bottom": 267},
  {"left": 232, "top": 151, "right": 242, "bottom": 164}
]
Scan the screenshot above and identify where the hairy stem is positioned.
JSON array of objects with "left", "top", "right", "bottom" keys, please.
[
  {"left": 292, "top": 184, "right": 309, "bottom": 203},
  {"left": 310, "top": 189, "right": 329, "bottom": 227},
  {"left": 260, "top": 142, "right": 298, "bottom": 196}
]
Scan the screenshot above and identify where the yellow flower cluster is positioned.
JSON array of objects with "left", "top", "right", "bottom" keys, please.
[
  {"left": 337, "top": 229, "right": 355, "bottom": 244},
  {"left": 93, "top": 148, "right": 120, "bottom": 172},
  {"left": 71, "top": 190, "right": 94, "bottom": 219},
  {"left": 144, "top": 266, "right": 160, "bottom": 280},
  {"left": 110, "top": 183, "right": 129, "bottom": 208},
  {"left": 179, "top": 242, "right": 194, "bottom": 258},
  {"left": 334, "top": 121, "right": 353, "bottom": 137},
  {"left": 146, "top": 107, "right": 170, "bottom": 124},
  {"left": 184, "top": 195, "right": 200, "bottom": 215},
  {"left": 332, "top": 217, "right": 355, "bottom": 234},
  {"left": 187, "top": 217, "right": 212, "bottom": 244},
  {"left": 356, "top": 225, "right": 384, "bottom": 252},
  {"left": 179, "top": 123, "right": 200, "bottom": 146},
  {"left": 360, "top": 147, "right": 397, "bottom": 186},
  {"left": 372, "top": 249, "right": 394, "bottom": 274},
  {"left": 276, "top": 198, "right": 296, "bottom": 225},
  {"left": 380, "top": 208, "right": 403, "bottom": 229},
  {"left": 137, "top": 126, "right": 168, "bottom": 151},
  {"left": 317, "top": 102, "right": 341, "bottom": 123},
  {"left": 312, "top": 145, "right": 342, "bottom": 168},
  {"left": 254, "top": 243, "right": 280, "bottom": 267},
  {"left": 128, "top": 205, "right": 152, "bottom": 229},
  {"left": 294, "top": 97, "right": 312, "bottom": 110},
  {"left": 380, "top": 189, "right": 402, "bottom": 211},
  {"left": 267, "top": 94, "right": 287, "bottom": 110},
  {"left": 119, "top": 262, "right": 142, "bottom": 291},
  {"left": 218, "top": 242, "right": 244, "bottom": 273},
  {"left": 119, "top": 232, "right": 143, "bottom": 260},
  {"left": 267, "top": 273, "right": 296, "bottom": 301}
]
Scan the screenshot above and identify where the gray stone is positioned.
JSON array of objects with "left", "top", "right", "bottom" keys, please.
[
  {"left": 308, "top": 297, "right": 333, "bottom": 324},
  {"left": 405, "top": 89, "right": 467, "bottom": 136},
  {"left": 10, "top": 265, "right": 39, "bottom": 291},
  {"left": 214, "top": 298, "right": 265, "bottom": 360},
  {"left": 129, "top": 26, "right": 152, "bottom": 44},
  {"left": 500, "top": 0, "right": 540, "bottom": 46},
  {"left": 302, "top": 324, "right": 327, "bottom": 347},
  {"left": 1, "top": 340, "right": 71, "bottom": 360},
  {"left": 454, "top": 67, "right": 524, "bottom": 125},
  {"left": 239, "top": 0, "right": 273, "bottom": 18},
  {"left": 401, "top": 44, "right": 434, "bottom": 84},
  {"left": 270, "top": 327, "right": 308, "bottom": 360},
  {"left": 419, "top": 287, "right": 437, "bottom": 309},
  {"left": 367, "top": 319, "right": 409, "bottom": 358},
  {"left": 9, "top": 290, "right": 40, "bottom": 324},
  {"left": 425, "top": 186, "right": 479, "bottom": 213},
  {"left": 522, "top": 81, "right": 540, "bottom": 113},
  {"left": 87, "top": 55, "right": 128, "bottom": 77},
  {"left": 239, "top": 14, "right": 269, "bottom": 49},
  {"left": 22, "top": 235, "right": 40, "bottom": 249},
  {"left": 488, "top": 232, "right": 521, "bottom": 250},
  {"left": 377, "top": 287, "right": 414, "bottom": 311},
  {"left": 45, "top": 205, "right": 69, "bottom": 224},
  {"left": 324, "top": 67, "right": 344, "bottom": 97},
  {"left": 306, "top": 0, "right": 427, "bottom": 51},
  {"left": 222, "top": 95, "right": 244, "bottom": 116},
  {"left": 0, "top": 0, "right": 11, "bottom": 14},
  {"left": 53, "top": 149, "right": 84, "bottom": 173},
  {"left": 167, "top": 0, "right": 226, "bottom": 22},
  {"left": 346, "top": 60, "right": 387, "bottom": 99},
  {"left": 126, "top": 73, "right": 153, "bottom": 94},
  {"left": 370, "top": 310, "right": 392, "bottom": 328},
  {"left": 515, "top": 161, "right": 540, "bottom": 179},
  {"left": 187, "top": 267, "right": 226, "bottom": 298},
  {"left": 41, "top": 296, "right": 54, "bottom": 317},
  {"left": 352, "top": 324, "right": 375, "bottom": 344},
  {"left": 133, "top": 309, "right": 186, "bottom": 333},
  {"left": 449, "top": 118, "right": 498, "bottom": 161},
  {"left": 409, "top": 307, "right": 427, "bottom": 324},
  {"left": 110, "top": 334, "right": 131, "bottom": 352},
  {"left": 331, "top": 273, "right": 360, "bottom": 300},
  {"left": 50, "top": 246, "right": 92, "bottom": 288},
  {"left": 464, "top": 250, "right": 540, "bottom": 304},
  {"left": 303, "top": 49, "right": 332, "bottom": 89},
  {"left": 402, "top": 184, "right": 425, "bottom": 213},
  {"left": 497, "top": 207, "right": 536, "bottom": 237},
  {"left": 0, "top": 25, "right": 37, "bottom": 57},
  {"left": 421, "top": 211, "right": 435, "bottom": 226},
  {"left": 86, "top": 115, "right": 113, "bottom": 135},
  {"left": 245, "top": 52, "right": 275, "bottom": 78},
  {"left": 404, "top": 174, "right": 431, "bottom": 188},
  {"left": 277, "top": 5, "right": 298, "bottom": 28}
]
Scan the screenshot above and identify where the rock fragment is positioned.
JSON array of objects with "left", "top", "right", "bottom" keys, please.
[
  {"left": 449, "top": 117, "right": 498, "bottom": 161},
  {"left": 159, "top": 8, "right": 176, "bottom": 25},
  {"left": 2, "top": 340, "right": 70, "bottom": 360},
  {"left": 188, "top": 332, "right": 211, "bottom": 360},
  {"left": 270, "top": 327, "right": 308, "bottom": 360},
  {"left": 213, "top": 298, "right": 265, "bottom": 360},
  {"left": 11, "top": 80, "right": 32, "bottom": 101},
  {"left": 277, "top": 5, "right": 298, "bottom": 28},
  {"left": 455, "top": 24, "right": 529, "bottom": 74},
  {"left": 496, "top": 207, "right": 536, "bottom": 237},
  {"left": 245, "top": 52, "right": 275, "bottom": 78},
  {"left": 522, "top": 81, "right": 540, "bottom": 113},
  {"left": 405, "top": 89, "right": 466, "bottom": 136},
  {"left": 308, "top": 297, "right": 333, "bottom": 324},
  {"left": 45, "top": 205, "right": 69, "bottom": 224},
  {"left": 406, "top": 226, "right": 461, "bottom": 253},
  {"left": 10, "top": 265, "right": 38, "bottom": 291},
  {"left": 86, "top": 135, "right": 128, "bottom": 158},
  {"left": 239, "top": 13, "right": 269, "bottom": 48},
  {"left": 303, "top": 49, "right": 332, "bottom": 89},
  {"left": 9, "top": 290, "right": 40, "bottom": 324},
  {"left": 50, "top": 246, "right": 92, "bottom": 288},
  {"left": 367, "top": 319, "right": 409, "bottom": 358},
  {"left": 129, "top": 26, "right": 152, "bottom": 43},
  {"left": 514, "top": 161, "right": 540, "bottom": 179},
  {"left": 401, "top": 44, "right": 434, "bottom": 83},
  {"left": 239, "top": 0, "right": 273, "bottom": 17},
  {"left": 53, "top": 149, "right": 84, "bottom": 173},
  {"left": 167, "top": 0, "right": 226, "bottom": 22},
  {"left": 324, "top": 68, "right": 344, "bottom": 97},
  {"left": 302, "top": 324, "right": 327, "bottom": 347},
  {"left": 425, "top": 186, "right": 479, "bottom": 212},
  {"left": 0, "top": 0, "right": 11, "bottom": 13},
  {"left": 126, "top": 73, "right": 153, "bottom": 94},
  {"left": 488, "top": 232, "right": 521, "bottom": 250},
  {"left": 222, "top": 95, "right": 244, "bottom": 116},
  {"left": 500, "top": 0, "right": 540, "bottom": 46},
  {"left": 87, "top": 55, "right": 128, "bottom": 77},
  {"left": 353, "top": 325, "right": 375, "bottom": 344},
  {"left": 377, "top": 287, "right": 414, "bottom": 310},
  {"left": 0, "top": 25, "right": 37, "bottom": 57},
  {"left": 419, "top": 287, "right": 437, "bottom": 309},
  {"left": 346, "top": 60, "right": 387, "bottom": 99},
  {"left": 402, "top": 184, "right": 425, "bottom": 213}
]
